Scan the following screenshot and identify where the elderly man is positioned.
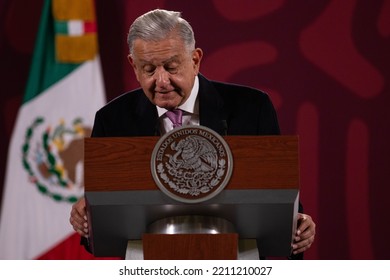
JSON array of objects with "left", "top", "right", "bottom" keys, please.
[{"left": 70, "top": 9, "right": 315, "bottom": 258}]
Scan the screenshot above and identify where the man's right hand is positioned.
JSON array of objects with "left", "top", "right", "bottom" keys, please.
[{"left": 69, "top": 197, "right": 89, "bottom": 238}]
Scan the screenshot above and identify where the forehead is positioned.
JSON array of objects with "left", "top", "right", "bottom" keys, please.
[{"left": 131, "top": 38, "right": 188, "bottom": 63}]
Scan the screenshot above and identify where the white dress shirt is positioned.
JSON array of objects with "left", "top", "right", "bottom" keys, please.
[{"left": 156, "top": 76, "right": 200, "bottom": 134}]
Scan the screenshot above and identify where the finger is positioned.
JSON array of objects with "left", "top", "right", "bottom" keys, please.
[
  {"left": 70, "top": 209, "right": 87, "bottom": 231},
  {"left": 72, "top": 200, "right": 87, "bottom": 217},
  {"left": 293, "top": 243, "right": 311, "bottom": 255},
  {"left": 74, "top": 225, "right": 89, "bottom": 238},
  {"left": 70, "top": 215, "right": 89, "bottom": 231},
  {"left": 292, "top": 236, "right": 314, "bottom": 254},
  {"left": 71, "top": 199, "right": 88, "bottom": 222},
  {"left": 293, "top": 232, "right": 315, "bottom": 250},
  {"left": 295, "top": 227, "right": 315, "bottom": 244},
  {"left": 71, "top": 205, "right": 87, "bottom": 220},
  {"left": 296, "top": 214, "right": 310, "bottom": 235},
  {"left": 297, "top": 215, "right": 316, "bottom": 237},
  {"left": 70, "top": 216, "right": 89, "bottom": 237}
]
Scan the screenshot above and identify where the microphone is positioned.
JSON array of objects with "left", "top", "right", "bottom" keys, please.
[{"left": 221, "top": 120, "right": 228, "bottom": 136}]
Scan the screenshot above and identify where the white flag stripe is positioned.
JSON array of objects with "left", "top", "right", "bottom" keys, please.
[{"left": 68, "top": 20, "right": 84, "bottom": 36}]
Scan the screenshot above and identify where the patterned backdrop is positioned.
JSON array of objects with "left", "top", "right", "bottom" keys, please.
[{"left": 0, "top": 0, "right": 389, "bottom": 259}]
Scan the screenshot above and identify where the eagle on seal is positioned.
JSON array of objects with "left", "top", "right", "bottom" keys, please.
[{"left": 167, "top": 135, "right": 218, "bottom": 173}]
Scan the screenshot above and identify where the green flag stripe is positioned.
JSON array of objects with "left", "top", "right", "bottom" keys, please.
[
  {"left": 23, "top": 0, "right": 80, "bottom": 104},
  {"left": 54, "top": 21, "right": 68, "bottom": 35}
]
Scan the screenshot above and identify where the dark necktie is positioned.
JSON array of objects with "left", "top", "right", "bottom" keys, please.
[{"left": 166, "top": 109, "right": 183, "bottom": 128}]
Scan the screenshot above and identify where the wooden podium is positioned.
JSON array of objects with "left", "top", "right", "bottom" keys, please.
[{"left": 84, "top": 135, "right": 299, "bottom": 259}]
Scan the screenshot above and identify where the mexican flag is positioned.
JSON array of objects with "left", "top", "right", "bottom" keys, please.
[{"left": 0, "top": 0, "right": 106, "bottom": 259}]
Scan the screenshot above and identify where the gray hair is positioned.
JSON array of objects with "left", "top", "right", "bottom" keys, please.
[{"left": 127, "top": 9, "right": 196, "bottom": 55}]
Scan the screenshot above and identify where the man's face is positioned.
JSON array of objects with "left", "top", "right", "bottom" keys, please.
[{"left": 128, "top": 36, "right": 203, "bottom": 110}]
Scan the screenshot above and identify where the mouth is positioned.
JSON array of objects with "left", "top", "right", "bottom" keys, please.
[
  {"left": 152, "top": 89, "right": 184, "bottom": 109},
  {"left": 155, "top": 87, "right": 177, "bottom": 93},
  {"left": 154, "top": 89, "right": 182, "bottom": 98}
]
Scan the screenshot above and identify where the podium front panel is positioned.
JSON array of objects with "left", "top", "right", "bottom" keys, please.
[{"left": 86, "top": 189, "right": 299, "bottom": 257}]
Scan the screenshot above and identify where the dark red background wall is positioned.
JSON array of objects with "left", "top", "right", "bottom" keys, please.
[{"left": 1, "top": 0, "right": 389, "bottom": 260}]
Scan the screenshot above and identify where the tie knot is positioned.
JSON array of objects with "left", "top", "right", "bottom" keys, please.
[{"left": 166, "top": 109, "right": 183, "bottom": 128}]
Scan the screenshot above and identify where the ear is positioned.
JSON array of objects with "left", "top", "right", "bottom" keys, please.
[
  {"left": 192, "top": 48, "right": 203, "bottom": 74},
  {"left": 127, "top": 54, "right": 140, "bottom": 81}
]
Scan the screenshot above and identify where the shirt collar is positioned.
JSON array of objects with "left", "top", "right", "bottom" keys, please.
[{"left": 157, "top": 75, "right": 199, "bottom": 117}]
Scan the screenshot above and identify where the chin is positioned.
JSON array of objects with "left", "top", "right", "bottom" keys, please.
[
  {"left": 161, "top": 105, "right": 177, "bottom": 110},
  {"left": 156, "top": 99, "right": 181, "bottom": 110}
]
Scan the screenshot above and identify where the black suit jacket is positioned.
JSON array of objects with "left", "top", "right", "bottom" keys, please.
[
  {"left": 91, "top": 74, "right": 280, "bottom": 137},
  {"left": 86, "top": 74, "right": 303, "bottom": 259}
]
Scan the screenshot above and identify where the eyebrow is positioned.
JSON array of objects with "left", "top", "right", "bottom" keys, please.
[
  {"left": 138, "top": 55, "right": 181, "bottom": 66},
  {"left": 163, "top": 55, "right": 180, "bottom": 64}
]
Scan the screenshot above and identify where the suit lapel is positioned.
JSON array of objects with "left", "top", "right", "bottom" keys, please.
[
  {"left": 198, "top": 74, "right": 227, "bottom": 135},
  {"left": 135, "top": 93, "right": 160, "bottom": 136}
]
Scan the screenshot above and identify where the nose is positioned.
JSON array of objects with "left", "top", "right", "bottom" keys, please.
[{"left": 155, "top": 67, "right": 170, "bottom": 88}]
